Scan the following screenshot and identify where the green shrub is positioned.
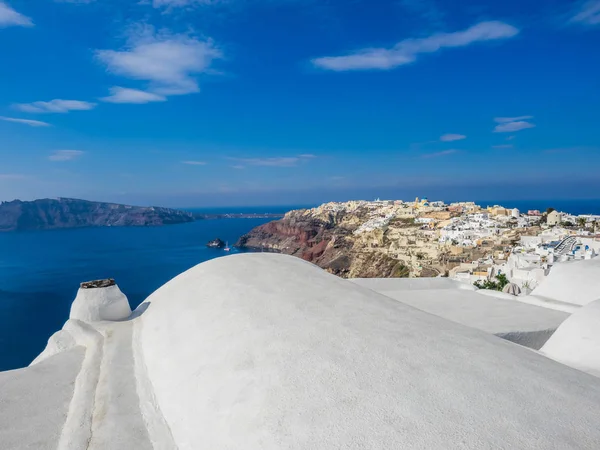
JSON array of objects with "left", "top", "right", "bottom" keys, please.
[{"left": 474, "top": 273, "right": 510, "bottom": 291}]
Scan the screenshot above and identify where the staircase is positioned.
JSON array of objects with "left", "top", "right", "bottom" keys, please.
[{"left": 554, "top": 236, "right": 577, "bottom": 256}]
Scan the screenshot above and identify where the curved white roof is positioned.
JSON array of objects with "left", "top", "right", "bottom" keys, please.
[
  {"left": 136, "top": 254, "right": 600, "bottom": 449},
  {"left": 531, "top": 258, "right": 600, "bottom": 306},
  {"left": 542, "top": 299, "right": 600, "bottom": 377}
]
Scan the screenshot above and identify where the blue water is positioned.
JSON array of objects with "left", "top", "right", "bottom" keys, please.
[{"left": 0, "top": 214, "right": 283, "bottom": 371}]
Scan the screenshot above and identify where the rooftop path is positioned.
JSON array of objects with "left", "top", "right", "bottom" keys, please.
[
  {"left": 87, "top": 321, "right": 153, "bottom": 450},
  {"left": 351, "top": 278, "right": 569, "bottom": 349}
]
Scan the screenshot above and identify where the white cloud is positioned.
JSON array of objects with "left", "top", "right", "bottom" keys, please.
[
  {"left": 101, "top": 87, "right": 166, "bottom": 104},
  {"left": 14, "top": 99, "right": 96, "bottom": 114},
  {"left": 492, "top": 144, "right": 514, "bottom": 149},
  {"left": 422, "top": 149, "right": 459, "bottom": 158},
  {"left": 227, "top": 154, "right": 316, "bottom": 167},
  {"left": 440, "top": 133, "right": 466, "bottom": 142},
  {"left": 49, "top": 150, "right": 84, "bottom": 161},
  {"left": 494, "top": 121, "right": 535, "bottom": 133},
  {"left": 0, "top": 116, "right": 51, "bottom": 127},
  {"left": 571, "top": 1, "right": 600, "bottom": 25},
  {"left": 494, "top": 115, "right": 533, "bottom": 123},
  {"left": 96, "top": 26, "right": 222, "bottom": 97},
  {"left": 493, "top": 116, "right": 535, "bottom": 133},
  {"left": 0, "top": 2, "right": 33, "bottom": 27},
  {"left": 312, "top": 21, "right": 519, "bottom": 71},
  {"left": 228, "top": 157, "right": 297, "bottom": 167},
  {"left": 231, "top": 165, "right": 245, "bottom": 169},
  {"left": 182, "top": 160, "right": 207, "bottom": 165},
  {"left": 231, "top": 157, "right": 300, "bottom": 167}
]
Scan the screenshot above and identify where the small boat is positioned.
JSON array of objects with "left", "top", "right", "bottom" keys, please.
[{"left": 224, "top": 241, "right": 231, "bottom": 252}]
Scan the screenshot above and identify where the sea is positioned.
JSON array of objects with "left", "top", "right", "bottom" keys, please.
[{"left": 0, "top": 199, "right": 599, "bottom": 372}]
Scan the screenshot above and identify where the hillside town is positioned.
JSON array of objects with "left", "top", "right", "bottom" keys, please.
[
  {"left": 353, "top": 197, "right": 599, "bottom": 290},
  {"left": 240, "top": 197, "right": 600, "bottom": 292}
]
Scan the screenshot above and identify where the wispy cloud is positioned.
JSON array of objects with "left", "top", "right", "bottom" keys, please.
[
  {"left": 49, "top": 150, "right": 84, "bottom": 161},
  {"left": 493, "top": 116, "right": 535, "bottom": 133},
  {"left": 14, "top": 99, "right": 96, "bottom": 114},
  {"left": 570, "top": 1, "right": 600, "bottom": 25},
  {"left": 231, "top": 165, "right": 245, "bottom": 169},
  {"left": 182, "top": 160, "right": 207, "bottom": 165},
  {"left": 96, "top": 25, "right": 222, "bottom": 97},
  {"left": 100, "top": 87, "right": 166, "bottom": 104},
  {"left": 0, "top": 2, "right": 33, "bottom": 27},
  {"left": 494, "top": 116, "right": 533, "bottom": 123},
  {"left": 229, "top": 157, "right": 301, "bottom": 167},
  {"left": 312, "top": 21, "right": 519, "bottom": 71},
  {"left": 422, "top": 149, "right": 459, "bottom": 158},
  {"left": 0, "top": 116, "right": 51, "bottom": 127},
  {"left": 228, "top": 154, "right": 315, "bottom": 167},
  {"left": 492, "top": 144, "right": 513, "bottom": 149},
  {"left": 506, "top": 135, "right": 516, "bottom": 141},
  {"left": 440, "top": 133, "right": 466, "bottom": 142},
  {"left": 494, "top": 121, "right": 535, "bottom": 133}
]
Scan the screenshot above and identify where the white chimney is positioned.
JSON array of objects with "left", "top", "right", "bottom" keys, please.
[{"left": 69, "top": 279, "right": 132, "bottom": 322}]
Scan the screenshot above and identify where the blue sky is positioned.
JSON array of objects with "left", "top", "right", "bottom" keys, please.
[{"left": 0, "top": 0, "right": 599, "bottom": 206}]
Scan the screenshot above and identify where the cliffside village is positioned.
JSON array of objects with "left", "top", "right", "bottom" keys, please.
[{"left": 314, "top": 198, "right": 600, "bottom": 291}]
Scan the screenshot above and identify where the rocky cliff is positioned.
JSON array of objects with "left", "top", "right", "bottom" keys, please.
[
  {"left": 0, "top": 198, "right": 194, "bottom": 232},
  {"left": 237, "top": 201, "right": 460, "bottom": 278}
]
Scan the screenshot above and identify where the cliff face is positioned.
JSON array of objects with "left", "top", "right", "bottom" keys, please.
[
  {"left": 237, "top": 210, "right": 359, "bottom": 277},
  {"left": 0, "top": 198, "right": 194, "bottom": 232},
  {"left": 236, "top": 202, "right": 452, "bottom": 278}
]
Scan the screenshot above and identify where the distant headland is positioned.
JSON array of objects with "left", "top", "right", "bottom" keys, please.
[
  {"left": 0, "top": 198, "right": 286, "bottom": 232},
  {"left": 0, "top": 198, "right": 194, "bottom": 232}
]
